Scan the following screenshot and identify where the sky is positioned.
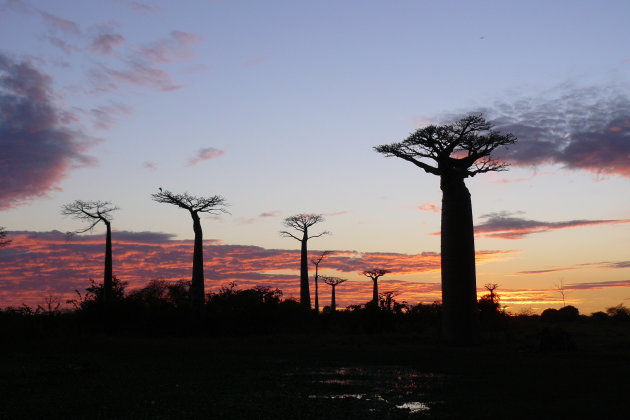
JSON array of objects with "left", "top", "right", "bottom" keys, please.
[{"left": 1, "top": 0, "right": 629, "bottom": 314}]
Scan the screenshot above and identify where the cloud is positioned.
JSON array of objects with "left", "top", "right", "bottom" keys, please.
[
  {"left": 39, "top": 10, "right": 80, "bottom": 34},
  {"left": 90, "top": 33, "right": 125, "bottom": 55},
  {"left": 0, "top": 54, "right": 96, "bottom": 209},
  {"left": 323, "top": 211, "right": 351, "bottom": 217},
  {"left": 113, "top": 0, "right": 159, "bottom": 15},
  {"left": 88, "top": 102, "right": 133, "bottom": 129},
  {"left": 414, "top": 203, "right": 440, "bottom": 212},
  {"left": 143, "top": 161, "right": 158, "bottom": 170},
  {"left": 90, "top": 60, "right": 182, "bottom": 92},
  {"left": 482, "top": 85, "right": 630, "bottom": 177},
  {"left": 238, "top": 211, "right": 281, "bottom": 225},
  {"left": 474, "top": 211, "right": 630, "bottom": 240},
  {"left": 514, "top": 260, "right": 630, "bottom": 275},
  {"left": 187, "top": 147, "right": 225, "bottom": 166},
  {"left": 565, "top": 279, "right": 630, "bottom": 291},
  {"left": 244, "top": 57, "right": 269, "bottom": 66},
  {"left": 0, "top": 230, "right": 512, "bottom": 308},
  {"left": 139, "top": 31, "right": 203, "bottom": 64}
]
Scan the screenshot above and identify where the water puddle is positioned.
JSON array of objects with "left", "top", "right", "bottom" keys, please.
[{"left": 288, "top": 365, "right": 444, "bottom": 417}]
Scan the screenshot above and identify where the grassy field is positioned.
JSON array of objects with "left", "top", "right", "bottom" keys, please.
[{"left": 1, "top": 318, "right": 629, "bottom": 419}]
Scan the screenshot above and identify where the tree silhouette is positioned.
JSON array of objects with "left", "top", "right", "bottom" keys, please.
[
  {"left": 311, "top": 250, "right": 333, "bottom": 312},
  {"left": 0, "top": 226, "right": 10, "bottom": 247},
  {"left": 322, "top": 276, "right": 347, "bottom": 312},
  {"left": 62, "top": 200, "right": 119, "bottom": 311},
  {"left": 281, "top": 214, "right": 330, "bottom": 309},
  {"left": 362, "top": 268, "right": 391, "bottom": 307},
  {"left": 374, "top": 114, "right": 516, "bottom": 344},
  {"left": 151, "top": 189, "right": 228, "bottom": 319}
]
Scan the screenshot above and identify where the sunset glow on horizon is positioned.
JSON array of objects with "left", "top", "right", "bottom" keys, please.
[{"left": 1, "top": 0, "right": 629, "bottom": 316}]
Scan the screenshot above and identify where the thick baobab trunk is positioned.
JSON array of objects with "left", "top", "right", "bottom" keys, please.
[
  {"left": 103, "top": 220, "right": 112, "bottom": 310},
  {"left": 331, "top": 285, "right": 337, "bottom": 312},
  {"left": 300, "top": 231, "right": 311, "bottom": 309},
  {"left": 440, "top": 174, "right": 479, "bottom": 344},
  {"left": 191, "top": 211, "right": 205, "bottom": 319},
  {"left": 372, "top": 279, "right": 378, "bottom": 306}
]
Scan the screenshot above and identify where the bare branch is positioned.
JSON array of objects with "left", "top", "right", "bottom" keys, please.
[
  {"left": 280, "top": 230, "right": 301, "bottom": 241},
  {"left": 281, "top": 213, "right": 329, "bottom": 241},
  {"left": 362, "top": 268, "right": 391, "bottom": 280},
  {"left": 322, "top": 276, "right": 348, "bottom": 287},
  {"left": 374, "top": 114, "right": 516, "bottom": 178},
  {"left": 61, "top": 200, "right": 118, "bottom": 233},
  {"left": 151, "top": 189, "right": 229, "bottom": 214},
  {"left": 311, "top": 250, "right": 333, "bottom": 266}
]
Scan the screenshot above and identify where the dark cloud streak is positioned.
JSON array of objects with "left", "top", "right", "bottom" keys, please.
[{"left": 0, "top": 54, "right": 95, "bottom": 209}]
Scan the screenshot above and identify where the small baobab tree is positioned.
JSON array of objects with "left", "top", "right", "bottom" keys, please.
[
  {"left": 322, "top": 276, "right": 347, "bottom": 312},
  {"left": 362, "top": 268, "right": 391, "bottom": 307},
  {"left": 281, "top": 214, "right": 330, "bottom": 309},
  {"left": 311, "top": 250, "right": 333, "bottom": 312},
  {"left": 62, "top": 200, "right": 119, "bottom": 310},
  {"left": 151, "top": 188, "right": 228, "bottom": 319},
  {"left": 0, "top": 226, "right": 10, "bottom": 247},
  {"left": 375, "top": 114, "right": 516, "bottom": 344}
]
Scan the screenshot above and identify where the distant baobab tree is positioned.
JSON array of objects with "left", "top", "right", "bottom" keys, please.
[
  {"left": 152, "top": 188, "right": 228, "bottom": 319},
  {"left": 62, "top": 200, "right": 119, "bottom": 311},
  {"left": 362, "top": 268, "right": 391, "bottom": 307},
  {"left": 0, "top": 226, "right": 10, "bottom": 247},
  {"left": 311, "top": 250, "right": 333, "bottom": 312},
  {"left": 322, "top": 276, "right": 347, "bottom": 312},
  {"left": 375, "top": 114, "right": 516, "bottom": 344},
  {"left": 281, "top": 214, "right": 330, "bottom": 309}
]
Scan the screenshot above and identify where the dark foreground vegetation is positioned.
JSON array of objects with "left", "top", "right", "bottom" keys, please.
[{"left": 2, "top": 280, "right": 630, "bottom": 419}]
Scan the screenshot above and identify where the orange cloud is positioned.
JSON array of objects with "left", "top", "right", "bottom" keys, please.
[{"left": 0, "top": 231, "right": 513, "bottom": 309}]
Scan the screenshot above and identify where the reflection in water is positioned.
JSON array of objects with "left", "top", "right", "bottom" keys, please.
[
  {"left": 396, "top": 402, "right": 431, "bottom": 413},
  {"left": 293, "top": 365, "right": 444, "bottom": 417}
]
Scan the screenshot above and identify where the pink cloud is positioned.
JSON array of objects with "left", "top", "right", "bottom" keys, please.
[
  {"left": 90, "top": 33, "right": 125, "bottom": 55},
  {"left": 143, "top": 161, "right": 158, "bottom": 170},
  {"left": 139, "top": 31, "right": 203, "bottom": 64},
  {"left": 188, "top": 147, "right": 225, "bottom": 166},
  {"left": 0, "top": 231, "right": 513, "bottom": 308},
  {"left": 244, "top": 57, "right": 269, "bottom": 66}
]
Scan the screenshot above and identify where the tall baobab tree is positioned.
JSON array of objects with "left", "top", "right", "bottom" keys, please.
[
  {"left": 281, "top": 214, "right": 330, "bottom": 309},
  {"left": 0, "top": 226, "right": 10, "bottom": 247},
  {"left": 62, "top": 200, "right": 119, "bottom": 310},
  {"left": 151, "top": 189, "right": 228, "bottom": 319},
  {"left": 311, "top": 250, "right": 333, "bottom": 312},
  {"left": 322, "top": 276, "right": 347, "bottom": 312},
  {"left": 362, "top": 268, "right": 391, "bottom": 307},
  {"left": 374, "top": 114, "right": 516, "bottom": 344}
]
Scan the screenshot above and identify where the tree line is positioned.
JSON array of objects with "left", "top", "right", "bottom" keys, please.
[{"left": 2, "top": 114, "right": 566, "bottom": 344}]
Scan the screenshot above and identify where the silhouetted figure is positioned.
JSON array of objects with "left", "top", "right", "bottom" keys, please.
[
  {"left": 375, "top": 114, "right": 516, "bottom": 344},
  {"left": 281, "top": 214, "right": 330, "bottom": 309},
  {"left": 0, "top": 226, "right": 10, "bottom": 247},
  {"left": 362, "top": 268, "right": 391, "bottom": 307},
  {"left": 151, "top": 189, "right": 228, "bottom": 321},
  {"left": 322, "top": 276, "right": 347, "bottom": 312},
  {"left": 62, "top": 200, "right": 119, "bottom": 312},
  {"left": 311, "top": 250, "right": 333, "bottom": 312}
]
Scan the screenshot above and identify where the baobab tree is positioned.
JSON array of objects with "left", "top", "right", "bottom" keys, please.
[
  {"left": 362, "top": 268, "right": 391, "bottom": 307},
  {"left": 322, "top": 276, "right": 347, "bottom": 312},
  {"left": 151, "top": 189, "right": 228, "bottom": 319},
  {"left": 62, "top": 200, "right": 119, "bottom": 310},
  {"left": 311, "top": 250, "right": 333, "bottom": 312},
  {"left": 374, "top": 114, "right": 516, "bottom": 344},
  {"left": 0, "top": 226, "right": 10, "bottom": 247},
  {"left": 281, "top": 214, "right": 330, "bottom": 309}
]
